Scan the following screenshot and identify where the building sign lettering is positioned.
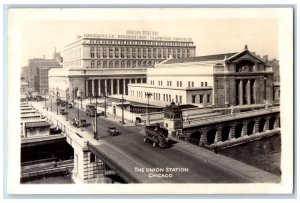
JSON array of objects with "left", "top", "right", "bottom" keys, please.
[{"left": 84, "top": 30, "right": 193, "bottom": 42}]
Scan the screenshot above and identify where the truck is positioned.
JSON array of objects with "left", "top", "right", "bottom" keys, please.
[
  {"left": 144, "top": 125, "right": 171, "bottom": 148},
  {"left": 86, "top": 104, "right": 104, "bottom": 117},
  {"left": 70, "top": 118, "right": 90, "bottom": 128}
]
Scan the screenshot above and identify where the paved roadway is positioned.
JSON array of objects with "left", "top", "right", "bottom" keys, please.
[{"left": 39, "top": 101, "right": 279, "bottom": 183}]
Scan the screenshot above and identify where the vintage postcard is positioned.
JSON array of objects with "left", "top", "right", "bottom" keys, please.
[{"left": 6, "top": 7, "right": 293, "bottom": 194}]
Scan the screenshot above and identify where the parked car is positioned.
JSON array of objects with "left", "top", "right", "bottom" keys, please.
[
  {"left": 70, "top": 118, "right": 90, "bottom": 128},
  {"left": 107, "top": 127, "right": 120, "bottom": 136}
]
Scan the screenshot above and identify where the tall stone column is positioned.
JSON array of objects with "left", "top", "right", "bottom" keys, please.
[
  {"left": 117, "top": 79, "right": 120, "bottom": 95},
  {"left": 91, "top": 79, "right": 95, "bottom": 96},
  {"left": 239, "top": 79, "right": 243, "bottom": 105},
  {"left": 246, "top": 80, "right": 251, "bottom": 104},
  {"left": 135, "top": 78, "right": 138, "bottom": 84},
  {"left": 123, "top": 79, "right": 126, "bottom": 95},
  {"left": 98, "top": 79, "right": 101, "bottom": 96},
  {"left": 253, "top": 79, "right": 257, "bottom": 104},
  {"left": 85, "top": 80, "right": 89, "bottom": 97},
  {"left": 104, "top": 79, "right": 108, "bottom": 95},
  {"left": 111, "top": 79, "right": 114, "bottom": 95}
]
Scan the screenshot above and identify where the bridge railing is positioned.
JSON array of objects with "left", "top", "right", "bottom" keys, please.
[
  {"left": 31, "top": 103, "right": 88, "bottom": 149},
  {"left": 183, "top": 107, "right": 279, "bottom": 126}
]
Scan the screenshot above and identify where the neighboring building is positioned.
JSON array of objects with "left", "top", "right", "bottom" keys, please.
[
  {"left": 20, "top": 80, "right": 29, "bottom": 101},
  {"left": 24, "top": 121, "right": 50, "bottom": 138},
  {"left": 23, "top": 51, "right": 62, "bottom": 94},
  {"left": 128, "top": 45, "right": 274, "bottom": 108},
  {"left": 48, "top": 31, "right": 196, "bottom": 99}
]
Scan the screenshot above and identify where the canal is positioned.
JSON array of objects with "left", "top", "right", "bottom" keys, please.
[{"left": 218, "top": 134, "right": 281, "bottom": 176}]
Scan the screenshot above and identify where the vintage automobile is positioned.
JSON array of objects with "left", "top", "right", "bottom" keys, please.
[
  {"left": 107, "top": 127, "right": 120, "bottom": 136},
  {"left": 70, "top": 118, "right": 90, "bottom": 128},
  {"left": 59, "top": 108, "right": 68, "bottom": 115}
]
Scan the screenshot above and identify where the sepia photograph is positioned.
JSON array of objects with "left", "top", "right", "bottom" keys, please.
[{"left": 6, "top": 7, "right": 294, "bottom": 195}]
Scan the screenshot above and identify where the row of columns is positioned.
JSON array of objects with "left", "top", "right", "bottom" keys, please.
[
  {"left": 187, "top": 115, "right": 280, "bottom": 146},
  {"left": 85, "top": 78, "right": 145, "bottom": 97},
  {"left": 237, "top": 79, "right": 256, "bottom": 105}
]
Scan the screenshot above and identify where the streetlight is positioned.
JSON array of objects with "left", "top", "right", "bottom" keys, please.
[
  {"left": 120, "top": 91, "right": 125, "bottom": 124},
  {"left": 145, "top": 92, "right": 152, "bottom": 126},
  {"left": 80, "top": 89, "right": 83, "bottom": 109},
  {"left": 93, "top": 95, "right": 99, "bottom": 140}
]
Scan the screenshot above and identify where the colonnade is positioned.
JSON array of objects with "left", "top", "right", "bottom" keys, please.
[
  {"left": 85, "top": 77, "right": 146, "bottom": 97},
  {"left": 236, "top": 79, "right": 257, "bottom": 105}
]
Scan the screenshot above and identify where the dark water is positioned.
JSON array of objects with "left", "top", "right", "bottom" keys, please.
[{"left": 218, "top": 134, "right": 281, "bottom": 176}]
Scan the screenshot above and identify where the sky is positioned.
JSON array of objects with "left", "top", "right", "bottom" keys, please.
[{"left": 8, "top": 8, "right": 281, "bottom": 67}]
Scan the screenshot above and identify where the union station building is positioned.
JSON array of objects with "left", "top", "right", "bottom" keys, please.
[
  {"left": 48, "top": 31, "right": 196, "bottom": 99},
  {"left": 127, "top": 45, "right": 275, "bottom": 108}
]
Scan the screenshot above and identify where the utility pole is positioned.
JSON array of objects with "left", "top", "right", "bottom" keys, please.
[
  {"left": 104, "top": 84, "right": 107, "bottom": 118},
  {"left": 80, "top": 89, "right": 83, "bottom": 109},
  {"left": 145, "top": 92, "right": 152, "bottom": 126},
  {"left": 94, "top": 96, "right": 98, "bottom": 139},
  {"left": 121, "top": 91, "right": 125, "bottom": 124}
]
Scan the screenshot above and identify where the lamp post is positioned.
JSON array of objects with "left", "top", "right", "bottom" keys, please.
[
  {"left": 80, "top": 89, "right": 83, "bottom": 109},
  {"left": 94, "top": 95, "right": 98, "bottom": 139},
  {"left": 121, "top": 91, "right": 125, "bottom": 124},
  {"left": 145, "top": 92, "right": 152, "bottom": 126}
]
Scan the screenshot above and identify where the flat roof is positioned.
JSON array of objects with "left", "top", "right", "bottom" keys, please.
[
  {"left": 25, "top": 121, "right": 50, "bottom": 128},
  {"left": 164, "top": 53, "right": 237, "bottom": 64}
]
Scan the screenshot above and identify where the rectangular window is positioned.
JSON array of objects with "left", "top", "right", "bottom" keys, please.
[
  {"left": 180, "top": 81, "right": 182, "bottom": 87},
  {"left": 90, "top": 154, "right": 95, "bottom": 163},
  {"left": 188, "top": 81, "right": 190, "bottom": 87},
  {"left": 169, "top": 95, "right": 171, "bottom": 102},
  {"left": 207, "top": 94, "right": 210, "bottom": 103},
  {"left": 179, "top": 96, "right": 182, "bottom": 104},
  {"left": 192, "top": 81, "right": 194, "bottom": 87},
  {"left": 201, "top": 82, "right": 203, "bottom": 87},
  {"left": 200, "top": 95, "right": 203, "bottom": 103},
  {"left": 176, "top": 95, "right": 178, "bottom": 103},
  {"left": 163, "top": 94, "right": 165, "bottom": 101},
  {"left": 192, "top": 95, "right": 196, "bottom": 103},
  {"left": 205, "top": 82, "right": 208, "bottom": 86}
]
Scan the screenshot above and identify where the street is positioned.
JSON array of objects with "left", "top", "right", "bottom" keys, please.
[{"left": 39, "top": 100, "right": 279, "bottom": 183}]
